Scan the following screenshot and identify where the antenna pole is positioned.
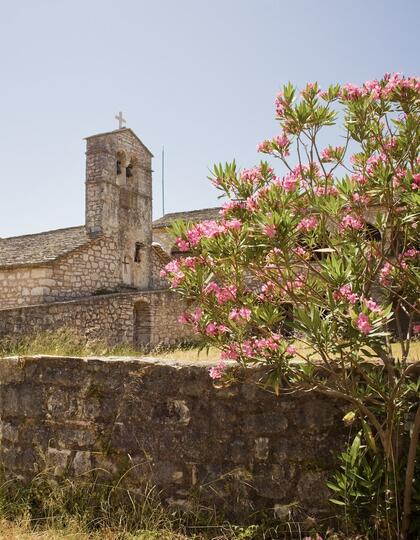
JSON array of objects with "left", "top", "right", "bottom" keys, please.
[{"left": 161, "top": 146, "right": 165, "bottom": 216}]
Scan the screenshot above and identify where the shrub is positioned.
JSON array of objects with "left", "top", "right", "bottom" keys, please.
[{"left": 163, "top": 74, "right": 420, "bottom": 539}]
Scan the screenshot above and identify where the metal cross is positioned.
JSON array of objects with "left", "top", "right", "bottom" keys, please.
[{"left": 115, "top": 111, "right": 126, "bottom": 129}]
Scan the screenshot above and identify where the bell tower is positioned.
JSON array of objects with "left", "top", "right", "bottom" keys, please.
[{"left": 85, "top": 127, "right": 153, "bottom": 289}]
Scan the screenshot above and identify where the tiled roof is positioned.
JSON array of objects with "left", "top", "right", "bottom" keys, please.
[
  {"left": 0, "top": 226, "right": 94, "bottom": 269},
  {"left": 152, "top": 207, "right": 221, "bottom": 228}
]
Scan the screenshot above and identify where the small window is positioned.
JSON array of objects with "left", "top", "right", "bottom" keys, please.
[
  {"left": 116, "top": 160, "right": 122, "bottom": 175},
  {"left": 126, "top": 164, "right": 133, "bottom": 178},
  {"left": 134, "top": 242, "right": 142, "bottom": 263}
]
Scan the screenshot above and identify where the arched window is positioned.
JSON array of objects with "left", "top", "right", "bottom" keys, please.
[{"left": 116, "top": 150, "right": 127, "bottom": 186}]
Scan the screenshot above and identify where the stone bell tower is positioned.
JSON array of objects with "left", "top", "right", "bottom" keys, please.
[{"left": 85, "top": 127, "right": 153, "bottom": 289}]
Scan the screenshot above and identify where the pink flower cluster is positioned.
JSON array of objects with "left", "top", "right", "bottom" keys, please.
[
  {"left": 220, "top": 200, "right": 246, "bottom": 216},
  {"left": 412, "top": 173, "right": 420, "bottom": 190},
  {"left": 275, "top": 91, "right": 288, "bottom": 118},
  {"left": 209, "top": 360, "right": 226, "bottom": 380},
  {"left": 258, "top": 133, "right": 290, "bottom": 156},
  {"left": 220, "top": 344, "right": 240, "bottom": 361},
  {"left": 339, "top": 214, "right": 364, "bottom": 232},
  {"left": 184, "top": 218, "right": 243, "bottom": 248},
  {"left": 357, "top": 313, "right": 372, "bottom": 334},
  {"left": 160, "top": 259, "right": 185, "bottom": 287},
  {"left": 263, "top": 224, "right": 277, "bottom": 238},
  {"left": 297, "top": 216, "right": 318, "bottom": 232},
  {"left": 351, "top": 172, "right": 368, "bottom": 185},
  {"left": 204, "top": 282, "right": 237, "bottom": 304},
  {"left": 379, "top": 262, "right": 393, "bottom": 286},
  {"left": 205, "top": 322, "right": 229, "bottom": 336},
  {"left": 241, "top": 166, "right": 268, "bottom": 185},
  {"left": 229, "top": 307, "right": 252, "bottom": 322},
  {"left": 364, "top": 298, "right": 381, "bottom": 312},
  {"left": 341, "top": 73, "right": 420, "bottom": 101},
  {"left": 242, "top": 334, "right": 282, "bottom": 358},
  {"left": 320, "top": 146, "right": 344, "bottom": 162},
  {"left": 313, "top": 185, "right": 339, "bottom": 196},
  {"left": 334, "top": 284, "right": 358, "bottom": 305}
]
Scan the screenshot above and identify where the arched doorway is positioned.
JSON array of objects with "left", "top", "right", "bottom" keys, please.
[{"left": 134, "top": 301, "right": 152, "bottom": 349}]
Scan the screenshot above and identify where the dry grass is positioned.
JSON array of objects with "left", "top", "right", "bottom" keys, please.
[{"left": 0, "top": 328, "right": 418, "bottom": 364}]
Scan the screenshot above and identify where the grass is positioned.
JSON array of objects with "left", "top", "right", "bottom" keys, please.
[
  {"left": 0, "top": 475, "right": 343, "bottom": 540},
  {"left": 0, "top": 329, "right": 418, "bottom": 363}
]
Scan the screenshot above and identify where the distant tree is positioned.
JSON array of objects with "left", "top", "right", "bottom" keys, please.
[{"left": 162, "top": 74, "right": 420, "bottom": 539}]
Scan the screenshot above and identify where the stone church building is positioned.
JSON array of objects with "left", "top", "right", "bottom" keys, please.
[{"left": 0, "top": 127, "right": 210, "bottom": 348}]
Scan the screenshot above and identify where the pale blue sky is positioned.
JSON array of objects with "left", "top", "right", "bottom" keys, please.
[{"left": 0, "top": 0, "right": 418, "bottom": 237}]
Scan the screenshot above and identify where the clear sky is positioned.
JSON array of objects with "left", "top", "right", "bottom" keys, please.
[{"left": 0, "top": 0, "right": 418, "bottom": 237}]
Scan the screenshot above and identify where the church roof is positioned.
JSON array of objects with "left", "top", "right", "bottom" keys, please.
[
  {"left": 0, "top": 226, "right": 93, "bottom": 269},
  {"left": 152, "top": 207, "right": 222, "bottom": 228}
]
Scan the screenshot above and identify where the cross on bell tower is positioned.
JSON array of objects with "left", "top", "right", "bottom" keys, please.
[{"left": 115, "top": 111, "right": 126, "bottom": 129}]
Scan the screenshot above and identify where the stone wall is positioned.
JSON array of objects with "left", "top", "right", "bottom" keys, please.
[
  {"left": 0, "top": 236, "right": 122, "bottom": 310},
  {"left": 0, "top": 355, "right": 349, "bottom": 520},
  {"left": 0, "top": 290, "right": 194, "bottom": 348}
]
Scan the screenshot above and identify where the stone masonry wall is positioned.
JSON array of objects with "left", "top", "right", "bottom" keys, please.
[
  {"left": 0, "top": 355, "right": 349, "bottom": 520},
  {"left": 0, "top": 237, "right": 121, "bottom": 310},
  {"left": 0, "top": 290, "right": 194, "bottom": 347}
]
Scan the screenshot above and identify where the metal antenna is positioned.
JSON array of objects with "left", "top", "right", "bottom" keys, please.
[{"left": 161, "top": 146, "right": 165, "bottom": 216}]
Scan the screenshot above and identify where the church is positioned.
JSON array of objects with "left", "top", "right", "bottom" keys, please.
[{"left": 0, "top": 126, "right": 213, "bottom": 348}]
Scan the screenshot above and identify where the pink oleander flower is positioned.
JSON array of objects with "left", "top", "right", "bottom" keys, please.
[
  {"left": 275, "top": 91, "right": 288, "bottom": 118},
  {"left": 272, "top": 133, "right": 290, "bottom": 155},
  {"left": 321, "top": 145, "right": 344, "bottom": 162},
  {"left": 263, "top": 224, "right": 277, "bottom": 238},
  {"left": 379, "top": 262, "right": 393, "bottom": 286},
  {"left": 204, "top": 282, "right": 219, "bottom": 295},
  {"left": 178, "top": 312, "right": 189, "bottom": 324},
  {"left": 240, "top": 166, "right": 266, "bottom": 185},
  {"left": 229, "top": 307, "right": 252, "bottom": 322},
  {"left": 334, "top": 284, "right": 359, "bottom": 305},
  {"left": 339, "top": 214, "right": 364, "bottom": 232},
  {"left": 313, "top": 185, "right": 339, "bottom": 196},
  {"left": 209, "top": 361, "right": 226, "bottom": 380},
  {"left": 341, "top": 83, "right": 363, "bottom": 100},
  {"left": 357, "top": 313, "right": 373, "bottom": 334},
  {"left": 352, "top": 172, "right": 368, "bottom": 185},
  {"left": 351, "top": 192, "right": 370, "bottom": 205},
  {"left": 242, "top": 340, "right": 254, "bottom": 357},
  {"left": 220, "top": 200, "right": 245, "bottom": 216},
  {"left": 224, "top": 218, "right": 242, "bottom": 231},
  {"left": 277, "top": 172, "right": 299, "bottom": 193},
  {"left": 205, "top": 322, "right": 218, "bottom": 336},
  {"left": 171, "top": 271, "right": 185, "bottom": 287},
  {"left": 364, "top": 298, "right": 381, "bottom": 312},
  {"left": 402, "top": 248, "right": 419, "bottom": 259},
  {"left": 292, "top": 246, "right": 307, "bottom": 257},
  {"left": 257, "top": 139, "right": 272, "bottom": 153},
  {"left": 297, "top": 216, "right": 318, "bottom": 232},
  {"left": 220, "top": 344, "right": 239, "bottom": 361},
  {"left": 175, "top": 238, "right": 190, "bottom": 252},
  {"left": 413, "top": 324, "right": 420, "bottom": 335},
  {"left": 412, "top": 173, "right": 420, "bottom": 190},
  {"left": 286, "top": 345, "right": 296, "bottom": 355},
  {"left": 190, "top": 307, "right": 203, "bottom": 323},
  {"left": 216, "top": 285, "right": 237, "bottom": 304}
]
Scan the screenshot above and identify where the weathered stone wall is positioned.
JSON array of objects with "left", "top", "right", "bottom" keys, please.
[
  {"left": 0, "top": 237, "right": 122, "bottom": 310},
  {"left": 0, "top": 355, "right": 349, "bottom": 520},
  {"left": 0, "top": 290, "right": 194, "bottom": 347}
]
